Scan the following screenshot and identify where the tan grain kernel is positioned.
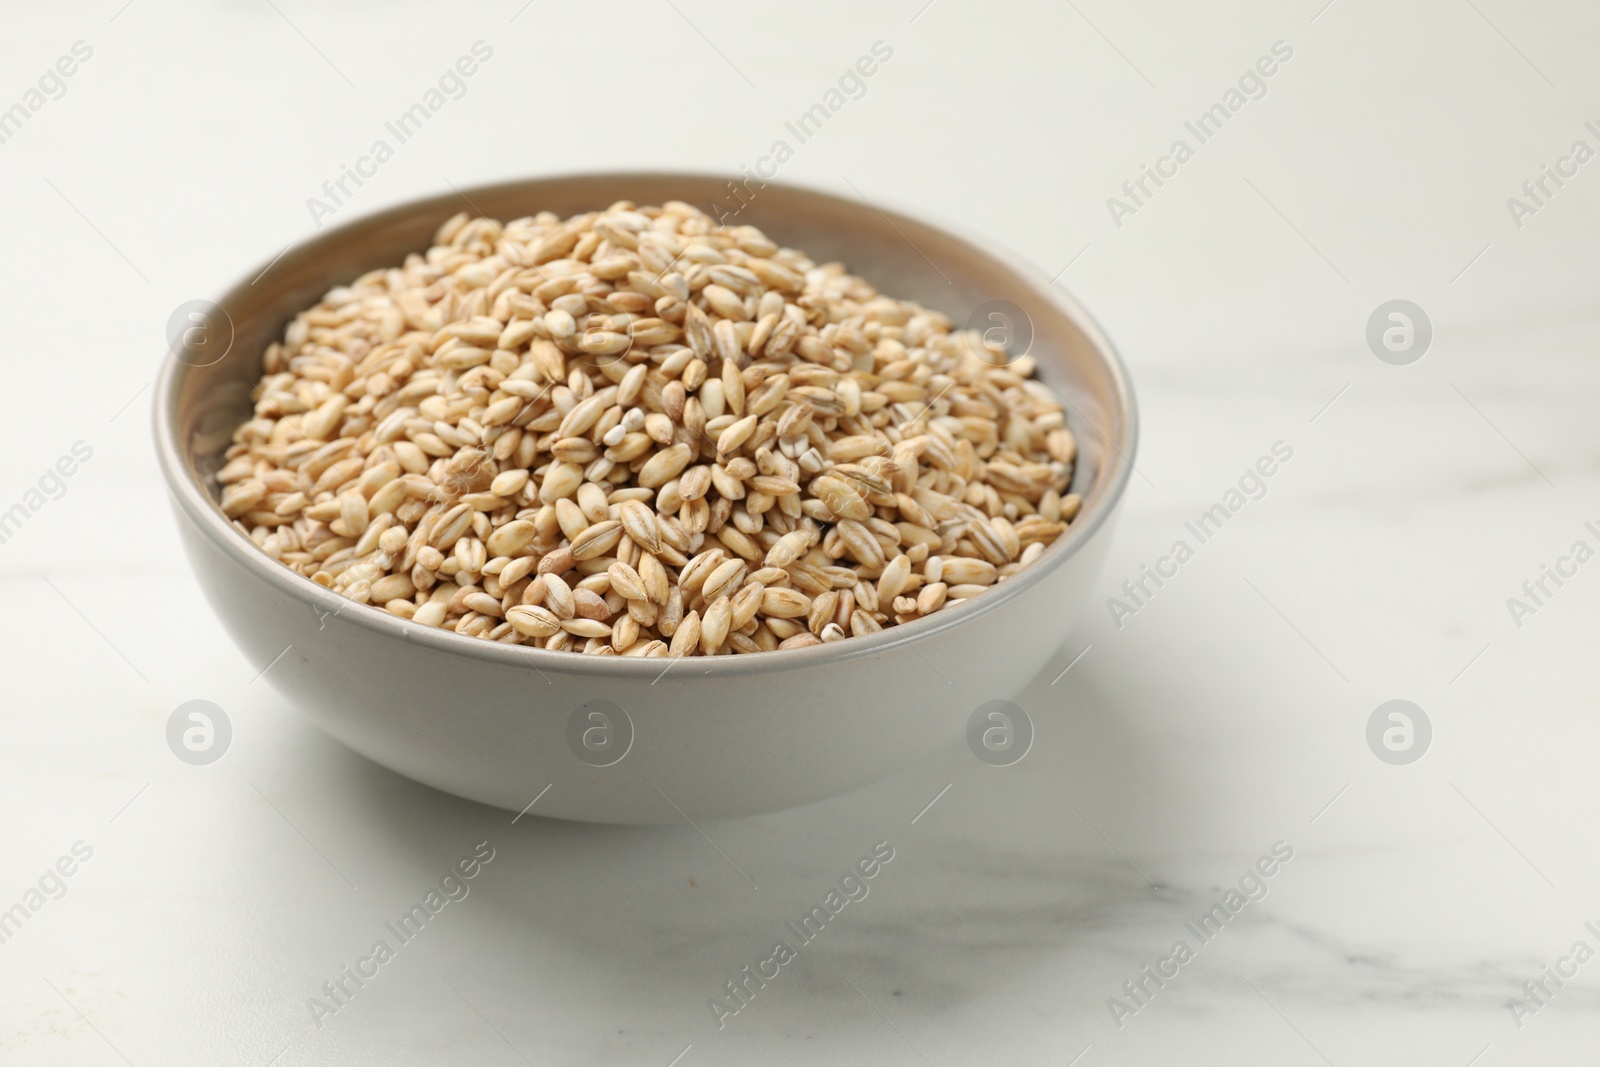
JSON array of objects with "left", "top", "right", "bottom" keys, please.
[
  {"left": 668, "top": 609, "right": 701, "bottom": 657},
  {"left": 570, "top": 519, "right": 623, "bottom": 561}
]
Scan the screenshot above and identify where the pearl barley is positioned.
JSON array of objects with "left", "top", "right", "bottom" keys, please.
[{"left": 220, "top": 201, "right": 1078, "bottom": 656}]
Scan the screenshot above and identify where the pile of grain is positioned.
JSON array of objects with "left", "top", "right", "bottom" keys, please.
[{"left": 219, "top": 201, "right": 1080, "bottom": 656}]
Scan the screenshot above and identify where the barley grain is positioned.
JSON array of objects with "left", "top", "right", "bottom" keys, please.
[{"left": 225, "top": 201, "right": 1078, "bottom": 654}]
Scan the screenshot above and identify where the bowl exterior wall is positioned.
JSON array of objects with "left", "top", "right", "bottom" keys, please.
[{"left": 174, "top": 495, "right": 1120, "bottom": 822}]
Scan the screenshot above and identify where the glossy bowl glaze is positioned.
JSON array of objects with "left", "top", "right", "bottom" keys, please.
[{"left": 154, "top": 173, "right": 1137, "bottom": 823}]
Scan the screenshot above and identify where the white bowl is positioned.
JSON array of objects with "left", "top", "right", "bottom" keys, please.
[{"left": 154, "top": 173, "right": 1137, "bottom": 823}]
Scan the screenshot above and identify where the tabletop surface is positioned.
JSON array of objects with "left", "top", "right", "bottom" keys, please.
[{"left": 2, "top": 2, "right": 1598, "bottom": 1064}]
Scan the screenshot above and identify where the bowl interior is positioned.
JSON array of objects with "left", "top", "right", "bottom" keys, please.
[{"left": 159, "top": 172, "right": 1136, "bottom": 671}]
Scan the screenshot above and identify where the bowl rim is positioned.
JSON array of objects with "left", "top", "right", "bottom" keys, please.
[{"left": 153, "top": 170, "right": 1138, "bottom": 680}]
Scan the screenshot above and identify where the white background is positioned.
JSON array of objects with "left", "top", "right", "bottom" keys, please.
[{"left": 2, "top": 1, "right": 1598, "bottom": 1064}]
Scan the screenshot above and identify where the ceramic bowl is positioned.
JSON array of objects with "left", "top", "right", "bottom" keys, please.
[{"left": 153, "top": 173, "right": 1136, "bottom": 823}]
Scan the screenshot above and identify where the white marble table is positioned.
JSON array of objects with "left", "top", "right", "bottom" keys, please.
[{"left": 3, "top": 2, "right": 1598, "bottom": 1064}]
